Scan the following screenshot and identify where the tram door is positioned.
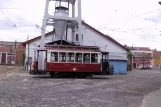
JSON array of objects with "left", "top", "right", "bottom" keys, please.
[
  {"left": 101, "top": 52, "right": 109, "bottom": 73},
  {"left": 37, "top": 50, "right": 47, "bottom": 72}
]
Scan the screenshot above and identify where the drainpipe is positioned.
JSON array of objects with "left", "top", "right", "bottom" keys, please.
[
  {"left": 72, "top": 2, "right": 75, "bottom": 43},
  {"left": 66, "top": 25, "right": 68, "bottom": 41}
]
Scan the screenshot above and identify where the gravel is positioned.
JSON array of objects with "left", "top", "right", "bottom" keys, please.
[{"left": 0, "top": 66, "right": 161, "bottom": 107}]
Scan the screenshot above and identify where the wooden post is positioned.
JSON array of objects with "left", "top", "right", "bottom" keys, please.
[
  {"left": 14, "top": 40, "right": 17, "bottom": 65},
  {"left": 26, "top": 35, "right": 29, "bottom": 71},
  {"left": 143, "top": 56, "right": 144, "bottom": 69},
  {"left": 9, "top": 45, "right": 12, "bottom": 64}
]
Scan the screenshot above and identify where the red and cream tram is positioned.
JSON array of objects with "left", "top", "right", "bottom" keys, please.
[{"left": 30, "top": 45, "right": 113, "bottom": 77}]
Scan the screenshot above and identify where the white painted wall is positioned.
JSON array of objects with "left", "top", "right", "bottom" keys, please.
[
  {"left": 81, "top": 25, "right": 127, "bottom": 60},
  {"left": 25, "top": 24, "right": 128, "bottom": 69}
]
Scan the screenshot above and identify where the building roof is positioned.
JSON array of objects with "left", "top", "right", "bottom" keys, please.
[
  {"left": 125, "top": 46, "right": 151, "bottom": 51},
  {"left": 0, "top": 41, "right": 21, "bottom": 47},
  {"left": 83, "top": 22, "right": 129, "bottom": 51},
  {"left": 23, "top": 22, "right": 129, "bottom": 51},
  {"left": 130, "top": 47, "right": 151, "bottom": 51},
  {"left": 133, "top": 52, "right": 152, "bottom": 58},
  {"left": 23, "top": 31, "right": 54, "bottom": 44},
  {"left": 0, "top": 46, "right": 15, "bottom": 53},
  {"left": 47, "top": 40, "right": 74, "bottom": 45}
]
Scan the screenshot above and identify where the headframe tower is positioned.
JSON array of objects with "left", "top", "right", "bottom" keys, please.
[
  {"left": 40, "top": 0, "right": 82, "bottom": 47},
  {"left": 38, "top": 0, "right": 82, "bottom": 70}
]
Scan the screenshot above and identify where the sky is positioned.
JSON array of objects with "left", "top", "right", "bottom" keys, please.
[{"left": 0, "top": 0, "right": 161, "bottom": 50}]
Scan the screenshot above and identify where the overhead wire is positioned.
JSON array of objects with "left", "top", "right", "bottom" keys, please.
[
  {"left": 1, "top": 7, "right": 161, "bottom": 31},
  {"left": 0, "top": 8, "right": 50, "bottom": 37},
  {"left": 0, "top": 6, "right": 161, "bottom": 43},
  {"left": 0, "top": 9, "right": 18, "bottom": 28}
]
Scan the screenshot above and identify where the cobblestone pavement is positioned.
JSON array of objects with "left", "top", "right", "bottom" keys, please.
[{"left": 0, "top": 66, "right": 161, "bottom": 107}]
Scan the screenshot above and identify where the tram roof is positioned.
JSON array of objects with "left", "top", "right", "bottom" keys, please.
[
  {"left": 37, "top": 44, "right": 101, "bottom": 52},
  {"left": 45, "top": 44, "right": 99, "bottom": 49},
  {"left": 40, "top": 49, "right": 101, "bottom": 52}
]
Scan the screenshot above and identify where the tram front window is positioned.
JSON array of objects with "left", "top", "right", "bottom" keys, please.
[
  {"left": 91, "top": 53, "right": 98, "bottom": 63},
  {"left": 83, "top": 53, "right": 90, "bottom": 63},
  {"left": 59, "top": 52, "right": 66, "bottom": 62},
  {"left": 75, "top": 53, "right": 82, "bottom": 62},
  {"left": 51, "top": 52, "right": 58, "bottom": 62},
  {"left": 102, "top": 52, "right": 109, "bottom": 62},
  {"left": 67, "top": 53, "right": 74, "bottom": 62}
]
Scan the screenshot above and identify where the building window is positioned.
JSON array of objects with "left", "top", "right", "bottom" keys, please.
[
  {"left": 76, "top": 34, "right": 79, "bottom": 41},
  {"left": 51, "top": 52, "right": 58, "bottom": 62},
  {"left": 28, "top": 57, "right": 32, "bottom": 64},
  {"left": 140, "top": 59, "right": 147, "bottom": 62},
  {"left": 11, "top": 53, "right": 15, "bottom": 55}
]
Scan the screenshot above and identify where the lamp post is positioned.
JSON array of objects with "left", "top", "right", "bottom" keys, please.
[{"left": 158, "top": 2, "right": 161, "bottom": 69}]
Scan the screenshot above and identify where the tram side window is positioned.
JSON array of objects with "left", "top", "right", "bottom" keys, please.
[
  {"left": 59, "top": 52, "right": 66, "bottom": 62},
  {"left": 51, "top": 52, "right": 58, "bottom": 62},
  {"left": 75, "top": 53, "right": 82, "bottom": 62},
  {"left": 83, "top": 53, "right": 90, "bottom": 63},
  {"left": 91, "top": 53, "right": 98, "bottom": 63},
  {"left": 67, "top": 53, "right": 74, "bottom": 62}
]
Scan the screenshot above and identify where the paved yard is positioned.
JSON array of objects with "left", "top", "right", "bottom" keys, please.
[
  {"left": 0, "top": 65, "right": 22, "bottom": 77},
  {"left": 0, "top": 66, "right": 161, "bottom": 107}
]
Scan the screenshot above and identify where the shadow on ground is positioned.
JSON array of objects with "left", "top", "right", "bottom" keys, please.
[{"left": 32, "top": 75, "right": 110, "bottom": 79}]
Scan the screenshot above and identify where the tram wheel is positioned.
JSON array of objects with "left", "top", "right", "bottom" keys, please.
[
  {"left": 87, "top": 74, "right": 93, "bottom": 77},
  {"left": 50, "top": 72, "right": 55, "bottom": 78},
  {"left": 77, "top": 75, "right": 87, "bottom": 78}
]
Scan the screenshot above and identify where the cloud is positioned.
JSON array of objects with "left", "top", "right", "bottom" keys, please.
[
  {"left": 0, "top": 0, "right": 161, "bottom": 50},
  {"left": 145, "top": 12, "right": 161, "bottom": 23}
]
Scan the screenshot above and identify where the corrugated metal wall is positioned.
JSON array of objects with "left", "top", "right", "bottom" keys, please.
[{"left": 109, "top": 60, "right": 127, "bottom": 74}]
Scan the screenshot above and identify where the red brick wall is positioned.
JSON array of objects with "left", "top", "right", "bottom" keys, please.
[
  {"left": 0, "top": 45, "right": 15, "bottom": 53},
  {"left": 16, "top": 43, "right": 25, "bottom": 65}
]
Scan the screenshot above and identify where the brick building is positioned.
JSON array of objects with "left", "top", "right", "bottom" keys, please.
[
  {"left": 126, "top": 46, "right": 153, "bottom": 69},
  {"left": 0, "top": 41, "right": 24, "bottom": 65},
  {"left": 132, "top": 52, "right": 152, "bottom": 69}
]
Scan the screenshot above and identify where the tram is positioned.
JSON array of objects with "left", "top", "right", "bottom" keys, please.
[{"left": 30, "top": 45, "right": 114, "bottom": 77}]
